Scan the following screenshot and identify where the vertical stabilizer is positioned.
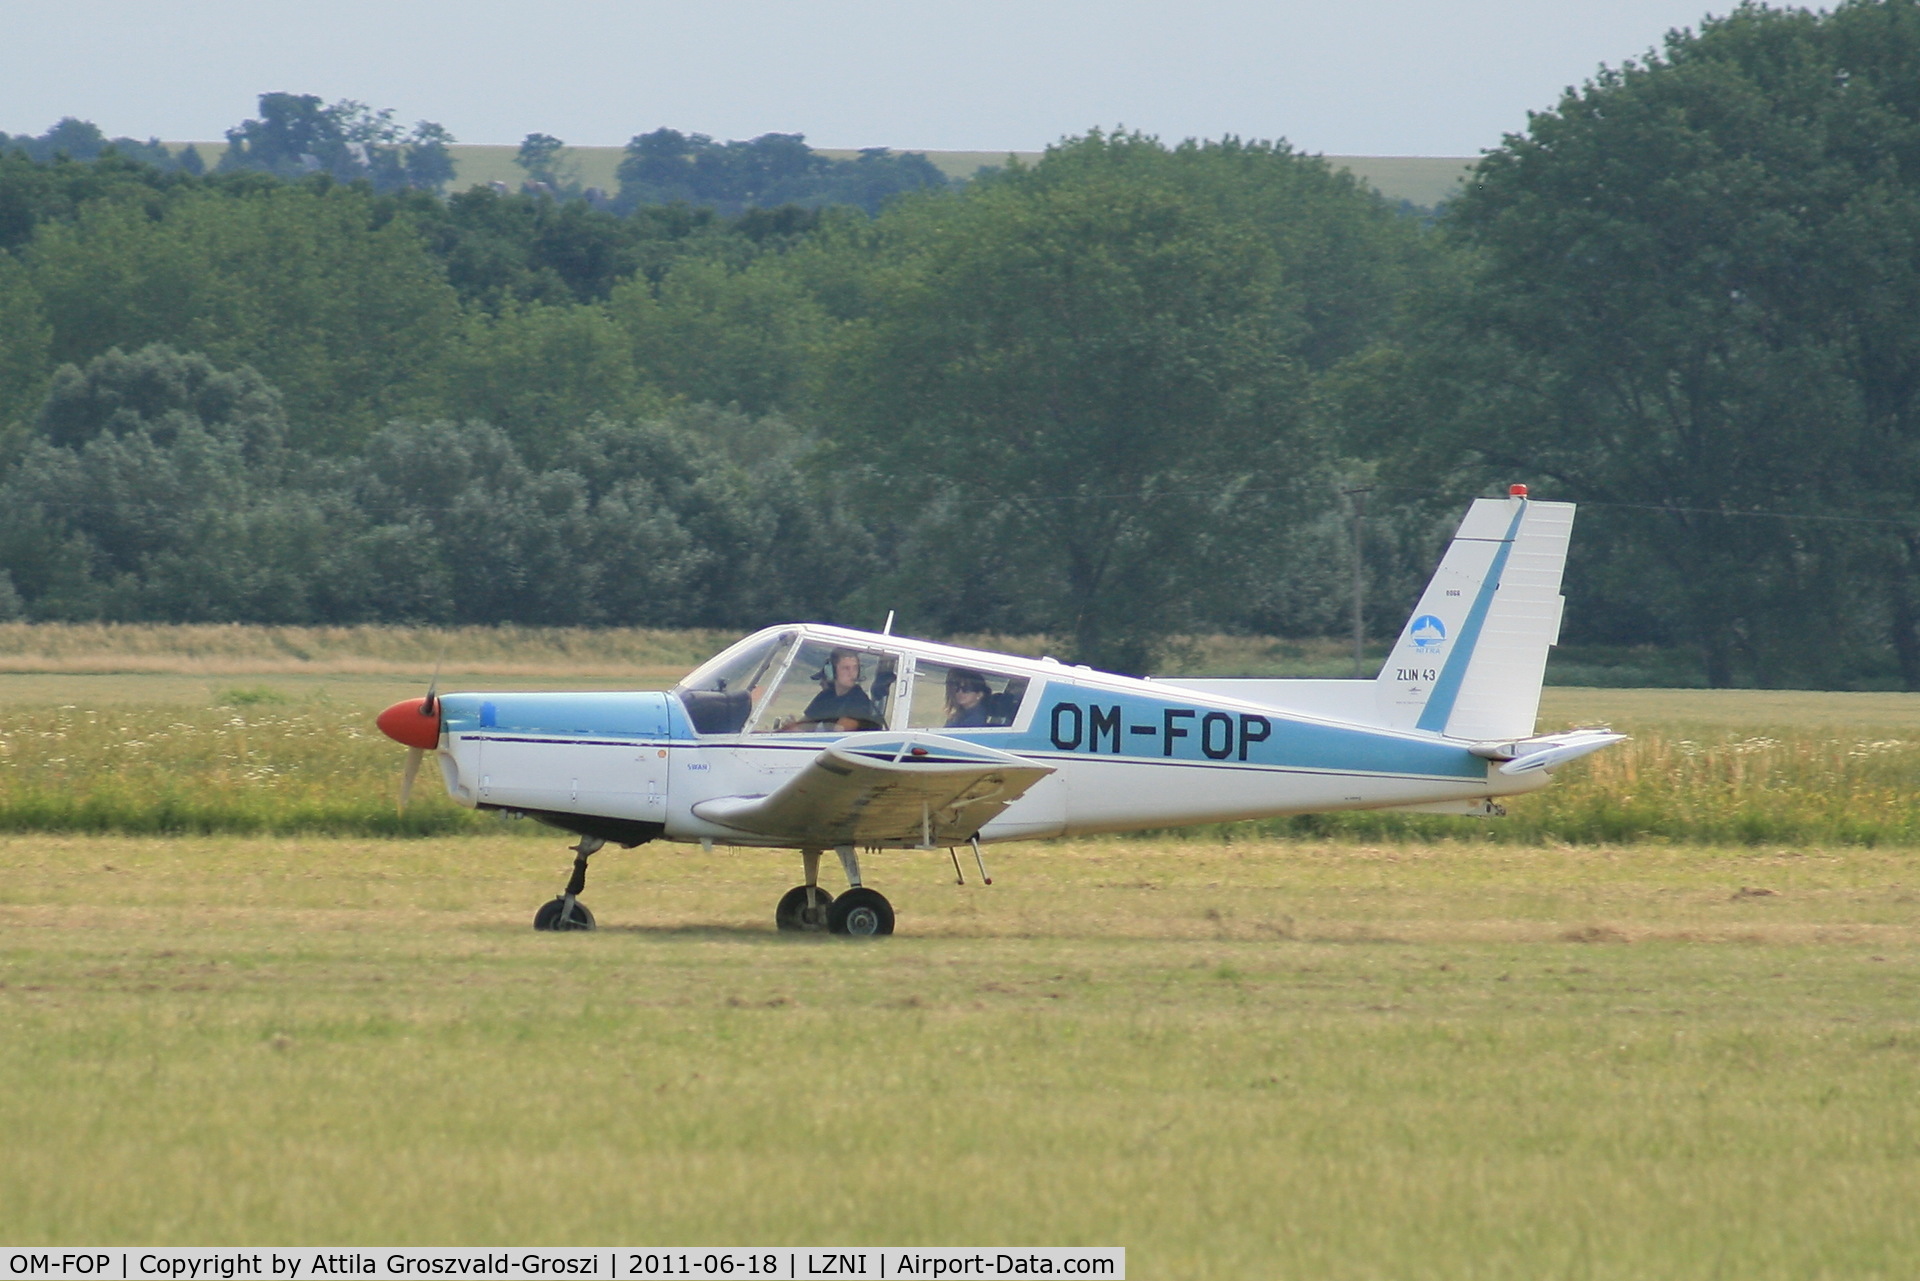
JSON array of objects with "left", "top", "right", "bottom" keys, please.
[{"left": 1375, "top": 492, "right": 1575, "bottom": 740}]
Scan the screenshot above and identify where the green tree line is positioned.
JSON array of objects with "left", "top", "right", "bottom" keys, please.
[
  {"left": 7, "top": 1, "right": 1920, "bottom": 687},
  {"left": 2, "top": 97, "right": 955, "bottom": 214}
]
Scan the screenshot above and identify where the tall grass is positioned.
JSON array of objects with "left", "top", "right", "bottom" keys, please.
[
  {"left": 1249, "top": 730, "right": 1920, "bottom": 846},
  {"left": 0, "top": 699, "right": 487, "bottom": 836}
]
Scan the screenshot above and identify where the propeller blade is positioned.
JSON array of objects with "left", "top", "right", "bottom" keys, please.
[
  {"left": 399, "top": 746, "right": 424, "bottom": 814},
  {"left": 423, "top": 659, "right": 442, "bottom": 717}
]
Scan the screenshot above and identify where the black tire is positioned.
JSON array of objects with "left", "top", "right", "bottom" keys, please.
[
  {"left": 534, "top": 896, "right": 596, "bottom": 931},
  {"left": 775, "top": 884, "right": 835, "bottom": 932},
  {"left": 827, "top": 887, "right": 894, "bottom": 937}
]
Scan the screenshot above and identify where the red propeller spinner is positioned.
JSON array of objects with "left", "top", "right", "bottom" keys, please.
[{"left": 377, "top": 697, "right": 442, "bottom": 750}]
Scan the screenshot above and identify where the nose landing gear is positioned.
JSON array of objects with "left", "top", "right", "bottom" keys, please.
[{"left": 534, "top": 836, "right": 602, "bottom": 931}]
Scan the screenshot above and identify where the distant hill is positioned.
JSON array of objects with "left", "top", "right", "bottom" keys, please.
[
  {"left": 158, "top": 143, "right": 1474, "bottom": 208},
  {"left": 1323, "top": 156, "right": 1475, "bottom": 208}
]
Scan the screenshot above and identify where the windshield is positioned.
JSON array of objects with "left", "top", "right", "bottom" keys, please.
[{"left": 672, "top": 630, "right": 795, "bottom": 735}]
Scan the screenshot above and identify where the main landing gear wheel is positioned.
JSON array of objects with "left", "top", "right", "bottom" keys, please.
[
  {"left": 534, "top": 897, "right": 596, "bottom": 931},
  {"left": 828, "top": 887, "right": 894, "bottom": 937},
  {"left": 775, "top": 885, "right": 836, "bottom": 933}
]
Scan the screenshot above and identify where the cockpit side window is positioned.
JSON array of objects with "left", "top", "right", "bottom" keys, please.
[
  {"left": 672, "top": 630, "right": 795, "bottom": 735},
  {"left": 749, "top": 641, "right": 900, "bottom": 734},
  {"left": 907, "top": 662, "right": 1030, "bottom": 730}
]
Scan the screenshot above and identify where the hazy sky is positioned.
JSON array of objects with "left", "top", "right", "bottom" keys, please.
[{"left": 5, "top": 0, "right": 1728, "bottom": 157}]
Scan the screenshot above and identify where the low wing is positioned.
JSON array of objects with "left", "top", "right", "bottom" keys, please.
[{"left": 692, "top": 732, "right": 1054, "bottom": 846}]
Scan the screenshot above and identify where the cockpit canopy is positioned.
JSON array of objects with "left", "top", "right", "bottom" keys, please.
[{"left": 672, "top": 627, "right": 1031, "bottom": 736}]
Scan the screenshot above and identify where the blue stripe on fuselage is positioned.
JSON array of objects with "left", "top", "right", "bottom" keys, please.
[
  {"left": 434, "top": 684, "right": 1481, "bottom": 779},
  {"left": 976, "top": 682, "right": 1484, "bottom": 779}
]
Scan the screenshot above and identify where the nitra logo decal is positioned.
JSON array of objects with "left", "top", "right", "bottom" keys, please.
[{"left": 1410, "top": 615, "right": 1448, "bottom": 649}]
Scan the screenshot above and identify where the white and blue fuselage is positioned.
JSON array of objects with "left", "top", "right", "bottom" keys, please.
[{"left": 421, "top": 624, "right": 1558, "bottom": 850}]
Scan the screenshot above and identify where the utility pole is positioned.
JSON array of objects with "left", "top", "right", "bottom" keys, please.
[{"left": 1344, "top": 486, "right": 1372, "bottom": 678}]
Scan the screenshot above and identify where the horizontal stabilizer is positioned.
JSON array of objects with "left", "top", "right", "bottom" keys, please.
[
  {"left": 692, "top": 732, "right": 1054, "bottom": 846},
  {"left": 1469, "top": 728, "right": 1625, "bottom": 776}
]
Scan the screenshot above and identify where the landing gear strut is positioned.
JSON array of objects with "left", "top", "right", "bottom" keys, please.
[
  {"left": 776, "top": 845, "right": 892, "bottom": 936},
  {"left": 535, "top": 836, "right": 601, "bottom": 931}
]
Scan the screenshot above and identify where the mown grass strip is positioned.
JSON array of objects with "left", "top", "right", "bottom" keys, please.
[{"left": 1, "top": 832, "right": 1914, "bottom": 1273}]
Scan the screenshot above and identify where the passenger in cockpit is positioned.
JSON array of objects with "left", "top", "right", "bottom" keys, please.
[
  {"left": 802, "top": 648, "right": 875, "bottom": 730},
  {"left": 945, "top": 670, "right": 992, "bottom": 728}
]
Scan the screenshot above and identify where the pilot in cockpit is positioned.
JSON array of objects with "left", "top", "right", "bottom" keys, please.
[{"left": 802, "top": 648, "right": 875, "bottom": 731}]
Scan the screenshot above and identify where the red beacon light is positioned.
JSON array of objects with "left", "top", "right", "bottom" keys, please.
[{"left": 1509, "top": 483, "right": 1529, "bottom": 498}]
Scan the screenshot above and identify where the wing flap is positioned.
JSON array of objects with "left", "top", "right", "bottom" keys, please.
[{"left": 692, "top": 732, "right": 1055, "bottom": 845}]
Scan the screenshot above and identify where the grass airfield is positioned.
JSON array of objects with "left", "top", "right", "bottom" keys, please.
[
  {"left": 2, "top": 633, "right": 1919, "bottom": 1274},
  {"left": 4, "top": 832, "right": 1917, "bottom": 1276}
]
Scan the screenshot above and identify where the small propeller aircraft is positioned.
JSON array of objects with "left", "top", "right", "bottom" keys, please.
[{"left": 377, "top": 487, "right": 1621, "bottom": 935}]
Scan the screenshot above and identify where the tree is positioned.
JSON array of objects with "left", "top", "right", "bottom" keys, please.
[
  {"left": 514, "top": 133, "right": 575, "bottom": 195},
  {"left": 816, "top": 133, "right": 1321, "bottom": 672},
  {"left": 436, "top": 302, "right": 660, "bottom": 460},
  {"left": 219, "top": 93, "right": 457, "bottom": 193},
  {"left": 616, "top": 128, "right": 704, "bottom": 205},
  {"left": 615, "top": 129, "right": 824, "bottom": 212},
  {"left": 328, "top": 409, "right": 869, "bottom": 627},
  {"left": 0, "top": 346, "right": 314, "bottom": 621},
  {"left": 614, "top": 129, "right": 948, "bottom": 215},
  {"left": 12, "top": 118, "right": 108, "bottom": 161},
  {"left": 818, "top": 148, "right": 954, "bottom": 214},
  {"left": 1403, "top": 0, "right": 1920, "bottom": 686},
  {"left": 402, "top": 122, "right": 457, "bottom": 194},
  {"left": 0, "top": 147, "right": 199, "bottom": 255},
  {"left": 0, "top": 118, "right": 183, "bottom": 171},
  {"left": 219, "top": 93, "right": 346, "bottom": 179},
  {"left": 34, "top": 343, "right": 285, "bottom": 459},
  {"left": 419, "top": 186, "right": 724, "bottom": 311},
  {"left": 24, "top": 184, "right": 461, "bottom": 449},
  {"left": 608, "top": 256, "right": 824, "bottom": 414},
  {"left": 0, "top": 253, "right": 51, "bottom": 449}
]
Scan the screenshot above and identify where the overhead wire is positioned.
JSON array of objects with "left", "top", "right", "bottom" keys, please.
[{"left": 7, "top": 472, "right": 1918, "bottom": 528}]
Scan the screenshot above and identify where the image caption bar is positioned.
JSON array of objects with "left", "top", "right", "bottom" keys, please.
[{"left": 0, "top": 1250, "right": 1124, "bottom": 1281}]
